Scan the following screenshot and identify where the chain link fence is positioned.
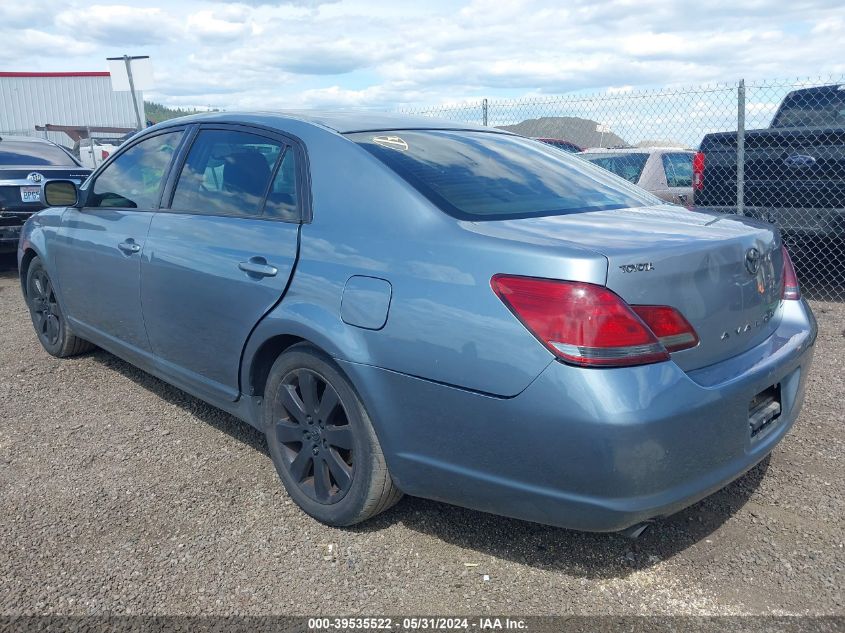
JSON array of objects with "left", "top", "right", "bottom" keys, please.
[{"left": 402, "top": 77, "right": 845, "bottom": 301}]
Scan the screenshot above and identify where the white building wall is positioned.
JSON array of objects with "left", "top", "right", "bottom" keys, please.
[{"left": 0, "top": 73, "right": 143, "bottom": 147}]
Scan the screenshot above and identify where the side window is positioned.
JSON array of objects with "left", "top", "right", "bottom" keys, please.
[
  {"left": 90, "top": 131, "right": 182, "bottom": 208},
  {"left": 662, "top": 153, "right": 693, "bottom": 188},
  {"left": 171, "top": 129, "right": 282, "bottom": 217},
  {"left": 263, "top": 149, "right": 299, "bottom": 220}
]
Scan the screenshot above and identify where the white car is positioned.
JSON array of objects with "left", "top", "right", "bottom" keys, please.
[
  {"left": 74, "top": 137, "right": 122, "bottom": 169},
  {"left": 579, "top": 147, "right": 695, "bottom": 206}
]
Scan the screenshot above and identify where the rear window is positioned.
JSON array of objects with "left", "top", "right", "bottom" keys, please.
[
  {"left": 0, "top": 140, "right": 76, "bottom": 166},
  {"left": 349, "top": 131, "right": 656, "bottom": 220},
  {"left": 581, "top": 153, "right": 649, "bottom": 184},
  {"left": 771, "top": 88, "right": 845, "bottom": 128}
]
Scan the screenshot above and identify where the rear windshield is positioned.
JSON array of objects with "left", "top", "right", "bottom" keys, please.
[
  {"left": 580, "top": 153, "right": 649, "bottom": 184},
  {"left": 0, "top": 141, "right": 75, "bottom": 166},
  {"left": 349, "top": 130, "right": 657, "bottom": 220},
  {"left": 771, "top": 88, "right": 845, "bottom": 128}
]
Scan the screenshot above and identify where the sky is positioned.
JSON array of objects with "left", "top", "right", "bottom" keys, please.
[{"left": 1, "top": 0, "right": 844, "bottom": 112}]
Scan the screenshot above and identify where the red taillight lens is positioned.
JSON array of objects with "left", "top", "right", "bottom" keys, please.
[
  {"left": 692, "top": 151, "right": 705, "bottom": 191},
  {"left": 101, "top": 150, "right": 110, "bottom": 160},
  {"left": 491, "top": 275, "right": 671, "bottom": 367},
  {"left": 631, "top": 305, "right": 699, "bottom": 352},
  {"left": 781, "top": 245, "right": 800, "bottom": 300}
]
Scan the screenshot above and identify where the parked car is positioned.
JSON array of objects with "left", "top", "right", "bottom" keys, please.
[
  {"left": 694, "top": 84, "right": 845, "bottom": 237},
  {"left": 0, "top": 135, "right": 90, "bottom": 253},
  {"left": 74, "top": 137, "right": 123, "bottom": 169},
  {"left": 19, "top": 113, "right": 816, "bottom": 534},
  {"left": 535, "top": 137, "right": 583, "bottom": 153},
  {"left": 579, "top": 147, "right": 695, "bottom": 205}
]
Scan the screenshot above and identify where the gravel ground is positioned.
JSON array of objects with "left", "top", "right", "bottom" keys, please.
[{"left": 0, "top": 252, "right": 843, "bottom": 617}]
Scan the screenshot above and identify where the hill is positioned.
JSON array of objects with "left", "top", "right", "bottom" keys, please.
[
  {"left": 498, "top": 116, "right": 627, "bottom": 148},
  {"left": 144, "top": 101, "right": 219, "bottom": 124}
]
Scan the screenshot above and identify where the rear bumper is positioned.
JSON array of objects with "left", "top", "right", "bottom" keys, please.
[{"left": 342, "top": 299, "right": 817, "bottom": 532}]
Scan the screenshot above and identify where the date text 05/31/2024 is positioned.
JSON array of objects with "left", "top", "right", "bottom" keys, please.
[{"left": 308, "top": 617, "right": 528, "bottom": 630}]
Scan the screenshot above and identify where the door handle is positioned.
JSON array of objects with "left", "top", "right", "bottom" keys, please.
[
  {"left": 238, "top": 257, "right": 278, "bottom": 278},
  {"left": 118, "top": 239, "right": 141, "bottom": 255}
]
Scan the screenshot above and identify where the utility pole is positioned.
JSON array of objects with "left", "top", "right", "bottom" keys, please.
[{"left": 107, "top": 54, "right": 148, "bottom": 130}]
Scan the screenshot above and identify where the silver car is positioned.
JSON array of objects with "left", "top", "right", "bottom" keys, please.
[
  {"left": 580, "top": 147, "right": 695, "bottom": 205},
  {"left": 20, "top": 112, "right": 816, "bottom": 534}
]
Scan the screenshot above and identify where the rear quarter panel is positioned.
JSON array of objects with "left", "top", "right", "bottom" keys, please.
[{"left": 241, "top": 123, "right": 608, "bottom": 398}]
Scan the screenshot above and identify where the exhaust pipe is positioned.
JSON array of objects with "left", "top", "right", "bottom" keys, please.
[{"left": 618, "top": 521, "right": 651, "bottom": 539}]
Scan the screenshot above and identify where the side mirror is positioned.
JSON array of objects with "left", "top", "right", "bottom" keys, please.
[{"left": 42, "top": 180, "right": 79, "bottom": 207}]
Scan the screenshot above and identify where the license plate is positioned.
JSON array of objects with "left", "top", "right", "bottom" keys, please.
[
  {"left": 20, "top": 186, "right": 40, "bottom": 203},
  {"left": 749, "top": 384, "right": 782, "bottom": 439}
]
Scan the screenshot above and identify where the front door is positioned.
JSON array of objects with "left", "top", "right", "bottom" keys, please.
[
  {"left": 54, "top": 129, "right": 185, "bottom": 358},
  {"left": 141, "top": 126, "right": 302, "bottom": 401}
]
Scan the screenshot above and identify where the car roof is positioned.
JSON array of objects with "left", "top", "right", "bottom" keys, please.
[
  {"left": 155, "top": 110, "right": 505, "bottom": 135},
  {"left": 0, "top": 134, "right": 58, "bottom": 145}
]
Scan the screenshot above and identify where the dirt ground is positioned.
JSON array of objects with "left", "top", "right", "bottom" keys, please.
[{"left": 0, "top": 253, "right": 842, "bottom": 616}]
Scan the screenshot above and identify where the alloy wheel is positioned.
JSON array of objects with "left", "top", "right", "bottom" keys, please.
[
  {"left": 28, "top": 269, "right": 61, "bottom": 347},
  {"left": 274, "top": 368, "right": 355, "bottom": 504}
]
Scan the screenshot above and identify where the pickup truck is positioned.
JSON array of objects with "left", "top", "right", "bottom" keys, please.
[{"left": 694, "top": 84, "right": 845, "bottom": 239}]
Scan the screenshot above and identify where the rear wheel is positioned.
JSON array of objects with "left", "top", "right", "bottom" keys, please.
[
  {"left": 263, "top": 344, "right": 401, "bottom": 525},
  {"left": 25, "top": 256, "right": 94, "bottom": 358}
]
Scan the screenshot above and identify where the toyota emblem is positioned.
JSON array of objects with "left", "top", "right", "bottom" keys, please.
[{"left": 745, "top": 248, "right": 761, "bottom": 275}]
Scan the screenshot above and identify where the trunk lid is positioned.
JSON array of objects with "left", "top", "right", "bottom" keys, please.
[
  {"left": 0, "top": 166, "right": 91, "bottom": 213},
  {"left": 470, "top": 205, "right": 784, "bottom": 371}
]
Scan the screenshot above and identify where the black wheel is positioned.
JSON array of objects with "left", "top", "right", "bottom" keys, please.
[
  {"left": 25, "top": 256, "right": 94, "bottom": 358},
  {"left": 264, "top": 344, "right": 402, "bottom": 525}
]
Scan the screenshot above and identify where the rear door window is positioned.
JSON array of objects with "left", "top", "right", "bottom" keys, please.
[
  {"left": 263, "top": 149, "right": 299, "bottom": 221},
  {"left": 662, "top": 153, "right": 693, "bottom": 188},
  {"left": 349, "top": 131, "right": 656, "bottom": 220},
  {"left": 582, "top": 153, "right": 649, "bottom": 184},
  {"left": 171, "top": 129, "right": 282, "bottom": 217}
]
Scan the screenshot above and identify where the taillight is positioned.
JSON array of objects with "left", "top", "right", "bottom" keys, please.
[
  {"left": 781, "top": 245, "right": 800, "bottom": 300},
  {"left": 491, "top": 275, "right": 681, "bottom": 367},
  {"left": 101, "top": 150, "right": 110, "bottom": 160},
  {"left": 692, "top": 151, "right": 705, "bottom": 191},
  {"left": 631, "top": 305, "right": 699, "bottom": 352}
]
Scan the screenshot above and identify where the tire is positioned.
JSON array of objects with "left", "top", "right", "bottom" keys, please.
[
  {"left": 263, "top": 343, "right": 402, "bottom": 526},
  {"left": 24, "top": 256, "right": 94, "bottom": 358}
]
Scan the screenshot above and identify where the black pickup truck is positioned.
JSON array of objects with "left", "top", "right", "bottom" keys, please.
[
  {"left": 694, "top": 84, "right": 845, "bottom": 239},
  {"left": 0, "top": 136, "right": 91, "bottom": 253}
]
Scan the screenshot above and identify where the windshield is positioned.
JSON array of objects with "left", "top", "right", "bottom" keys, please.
[
  {"left": 581, "top": 153, "right": 649, "bottom": 184},
  {"left": 349, "top": 130, "right": 658, "bottom": 220},
  {"left": 0, "top": 141, "right": 76, "bottom": 166}
]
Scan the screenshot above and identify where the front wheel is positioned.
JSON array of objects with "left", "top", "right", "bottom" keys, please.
[
  {"left": 25, "top": 256, "right": 94, "bottom": 358},
  {"left": 263, "top": 344, "right": 402, "bottom": 526}
]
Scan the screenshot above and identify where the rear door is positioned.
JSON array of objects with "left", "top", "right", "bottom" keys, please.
[
  {"left": 659, "top": 152, "right": 695, "bottom": 205},
  {"left": 141, "top": 124, "right": 303, "bottom": 401},
  {"left": 53, "top": 129, "right": 185, "bottom": 357}
]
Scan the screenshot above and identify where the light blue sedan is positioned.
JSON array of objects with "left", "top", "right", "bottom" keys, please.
[{"left": 19, "top": 112, "right": 816, "bottom": 535}]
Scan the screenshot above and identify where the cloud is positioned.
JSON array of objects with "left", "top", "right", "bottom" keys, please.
[
  {"left": 2, "top": 0, "right": 844, "bottom": 113},
  {"left": 56, "top": 5, "right": 179, "bottom": 46}
]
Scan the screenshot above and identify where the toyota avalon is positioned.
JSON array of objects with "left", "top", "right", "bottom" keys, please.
[{"left": 18, "top": 112, "right": 816, "bottom": 533}]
